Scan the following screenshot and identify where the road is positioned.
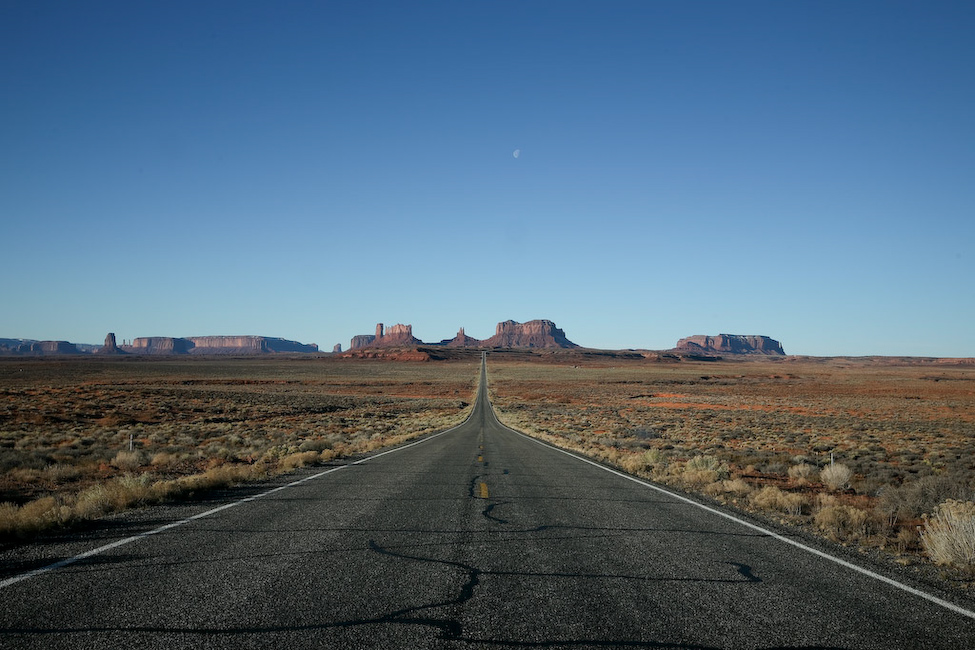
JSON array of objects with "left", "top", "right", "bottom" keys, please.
[{"left": 1, "top": 354, "right": 974, "bottom": 648}]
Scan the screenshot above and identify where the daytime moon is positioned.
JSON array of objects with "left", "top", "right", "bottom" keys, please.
[{"left": 512, "top": 149, "right": 520, "bottom": 159}]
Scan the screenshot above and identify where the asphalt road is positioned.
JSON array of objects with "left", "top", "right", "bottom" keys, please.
[{"left": 2, "top": 354, "right": 974, "bottom": 649}]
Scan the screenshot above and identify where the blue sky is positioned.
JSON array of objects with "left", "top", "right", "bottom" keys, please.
[{"left": 2, "top": 1, "right": 973, "bottom": 356}]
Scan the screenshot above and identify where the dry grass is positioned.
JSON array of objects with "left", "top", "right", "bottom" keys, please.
[
  {"left": 920, "top": 500, "right": 975, "bottom": 568},
  {"left": 813, "top": 493, "right": 874, "bottom": 543},
  {"left": 0, "top": 356, "right": 477, "bottom": 542},
  {"left": 750, "top": 486, "right": 807, "bottom": 516},
  {"left": 788, "top": 462, "right": 818, "bottom": 485},
  {"left": 821, "top": 463, "right": 853, "bottom": 491}
]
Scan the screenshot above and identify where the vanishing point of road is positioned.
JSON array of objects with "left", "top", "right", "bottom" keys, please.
[{"left": 1, "top": 354, "right": 973, "bottom": 648}]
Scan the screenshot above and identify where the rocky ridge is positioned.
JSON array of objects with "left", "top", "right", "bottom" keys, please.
[
  {"left": 0, "top": 327, "right": 793, "bottom": 358},
  {"left": 349, "top": 320, "right": 578, "bottom": 350},
  {"left": 124, "top": 336, "right": 319, "bottom": 355},
  {"left": 0, "top": 339, "right": 80, "bottom": 355},
  {"left": 2, "top": 334, "right": 319, "bottom": 356},
  {"left": 675, "top": 334, "right": 785, "bottom": 355}
]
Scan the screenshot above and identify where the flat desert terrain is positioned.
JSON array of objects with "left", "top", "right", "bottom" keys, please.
[{"left": 2, "top": 352, "right": 973, "bottom": 582}]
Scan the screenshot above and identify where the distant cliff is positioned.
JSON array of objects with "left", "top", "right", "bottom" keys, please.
[
  {"left": 127, "top": 337, "right": 194, "bottom": 355},
  {"left": 189, "top": 336, "right": 318, "bottom": 353},
  {"left": 349, "top": 320, "right": 578, "bottom": 350},
  {"left": 1, "top": 334, "right": 318, "bottom": 356},
  {"left": 0, "top": 339, "right": 80, "bottom": 355},
  {"left": 675, "top": 334, "right": 785, "bottom": 355},
  {"left": 124, "top": 336, "right": 318, "bottom": 355},
  {"left": 482, "top": 320, "right": 578, "bottom": 349}
]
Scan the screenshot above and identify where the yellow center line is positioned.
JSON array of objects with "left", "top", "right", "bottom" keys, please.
[
  {"left": 477, "top": 455, "right": 483, "bottom": 463},
  {"left": 479, "top": 482, "right": 489, "bottom": 499}
]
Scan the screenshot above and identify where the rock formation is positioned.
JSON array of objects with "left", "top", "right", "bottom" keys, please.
[
  {"left": 333, "top": 343, "right": 342, "bottom": 353},
  {"left": 675, "top": 334, "right": 785, "bottom": 355},
  {"left": 442, "top": 327, "right": 481, "bottom": 347},
  {"left": 349, "top": 323, "right": 422, "bottom": 350},
  {"left": 482, "top": 320, "right": 578, "bottom": 349},
  {"left": 124, "top": 336, "right": 318, "bottom": 355},
  {"left": 349, "top": 319, "right": 578, "bottom": 350},
  {"left": 96, "top": 332, "right": 125, "bottom": 355},
  {"left": 0, "top": 339, "right": 80, "bottom": 355},
  {"left": 187, "top": 336, "right": 318, "bottom": 354},
  {"left": 0, "top": 339, "right": 33, "bottom": 354},
  {"left": 380, "top": 324, "right": 422, "bottom": 346},
  {"left": 127, "top": 337, "right": 194, "bottom": 355},
  {"left": 35, "top": 341, "right": 79, "bottom": 354},
  {"left": 350, "top": 334, "right": 377, "bottom": 349}
]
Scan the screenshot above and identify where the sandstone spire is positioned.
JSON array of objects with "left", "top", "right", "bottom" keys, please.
[{"left": 96, "top": 332, "right": 124, "bottom": 355}]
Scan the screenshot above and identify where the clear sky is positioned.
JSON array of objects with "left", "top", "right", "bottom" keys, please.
[{"left": 2, "top": 1, "right": 973, "bottom": 356}]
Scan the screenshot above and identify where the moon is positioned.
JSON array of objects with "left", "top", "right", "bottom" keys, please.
[{"left": 512, "top": 149, "right": 520, "bottom": 159}]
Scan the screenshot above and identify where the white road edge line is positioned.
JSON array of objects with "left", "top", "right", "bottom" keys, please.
[
  {"left": 505, "top": 422, "right": 975, "bottom": 622},
  {"left": 0, "top": 420, "right": 468, "bottom": 591}
]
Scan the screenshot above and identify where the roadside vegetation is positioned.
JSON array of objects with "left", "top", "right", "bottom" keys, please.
[
  {"left": 5, "top": 352, "right": 975, "bottom": 588},
  {"left": 487, "top": 356, "right": 975, "bottom": 585},
  {"left": 0, "top": 357, "right": 476, "bottom": 543}
]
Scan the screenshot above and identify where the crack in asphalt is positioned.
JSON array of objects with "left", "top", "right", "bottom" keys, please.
[
  {"left": 365, "top": 538, "right": 480, "bottom": 640},
  {"left": 362, "top": 539, "right": 763, "bottom": 643},
  {"left": 25, "top": 524, "right": 772, "bottom": 580},
  {"left": 483, "top": 501, "right": 510, "bottom": 524}
]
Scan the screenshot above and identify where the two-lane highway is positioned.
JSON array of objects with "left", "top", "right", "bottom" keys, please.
[{"left": 2, "top": 354, "right": 974, "bottom": 648}]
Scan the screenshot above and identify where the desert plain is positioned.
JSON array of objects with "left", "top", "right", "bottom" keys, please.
[{"left": 1, "top": 351, "right": 974, "bottom": 584}]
